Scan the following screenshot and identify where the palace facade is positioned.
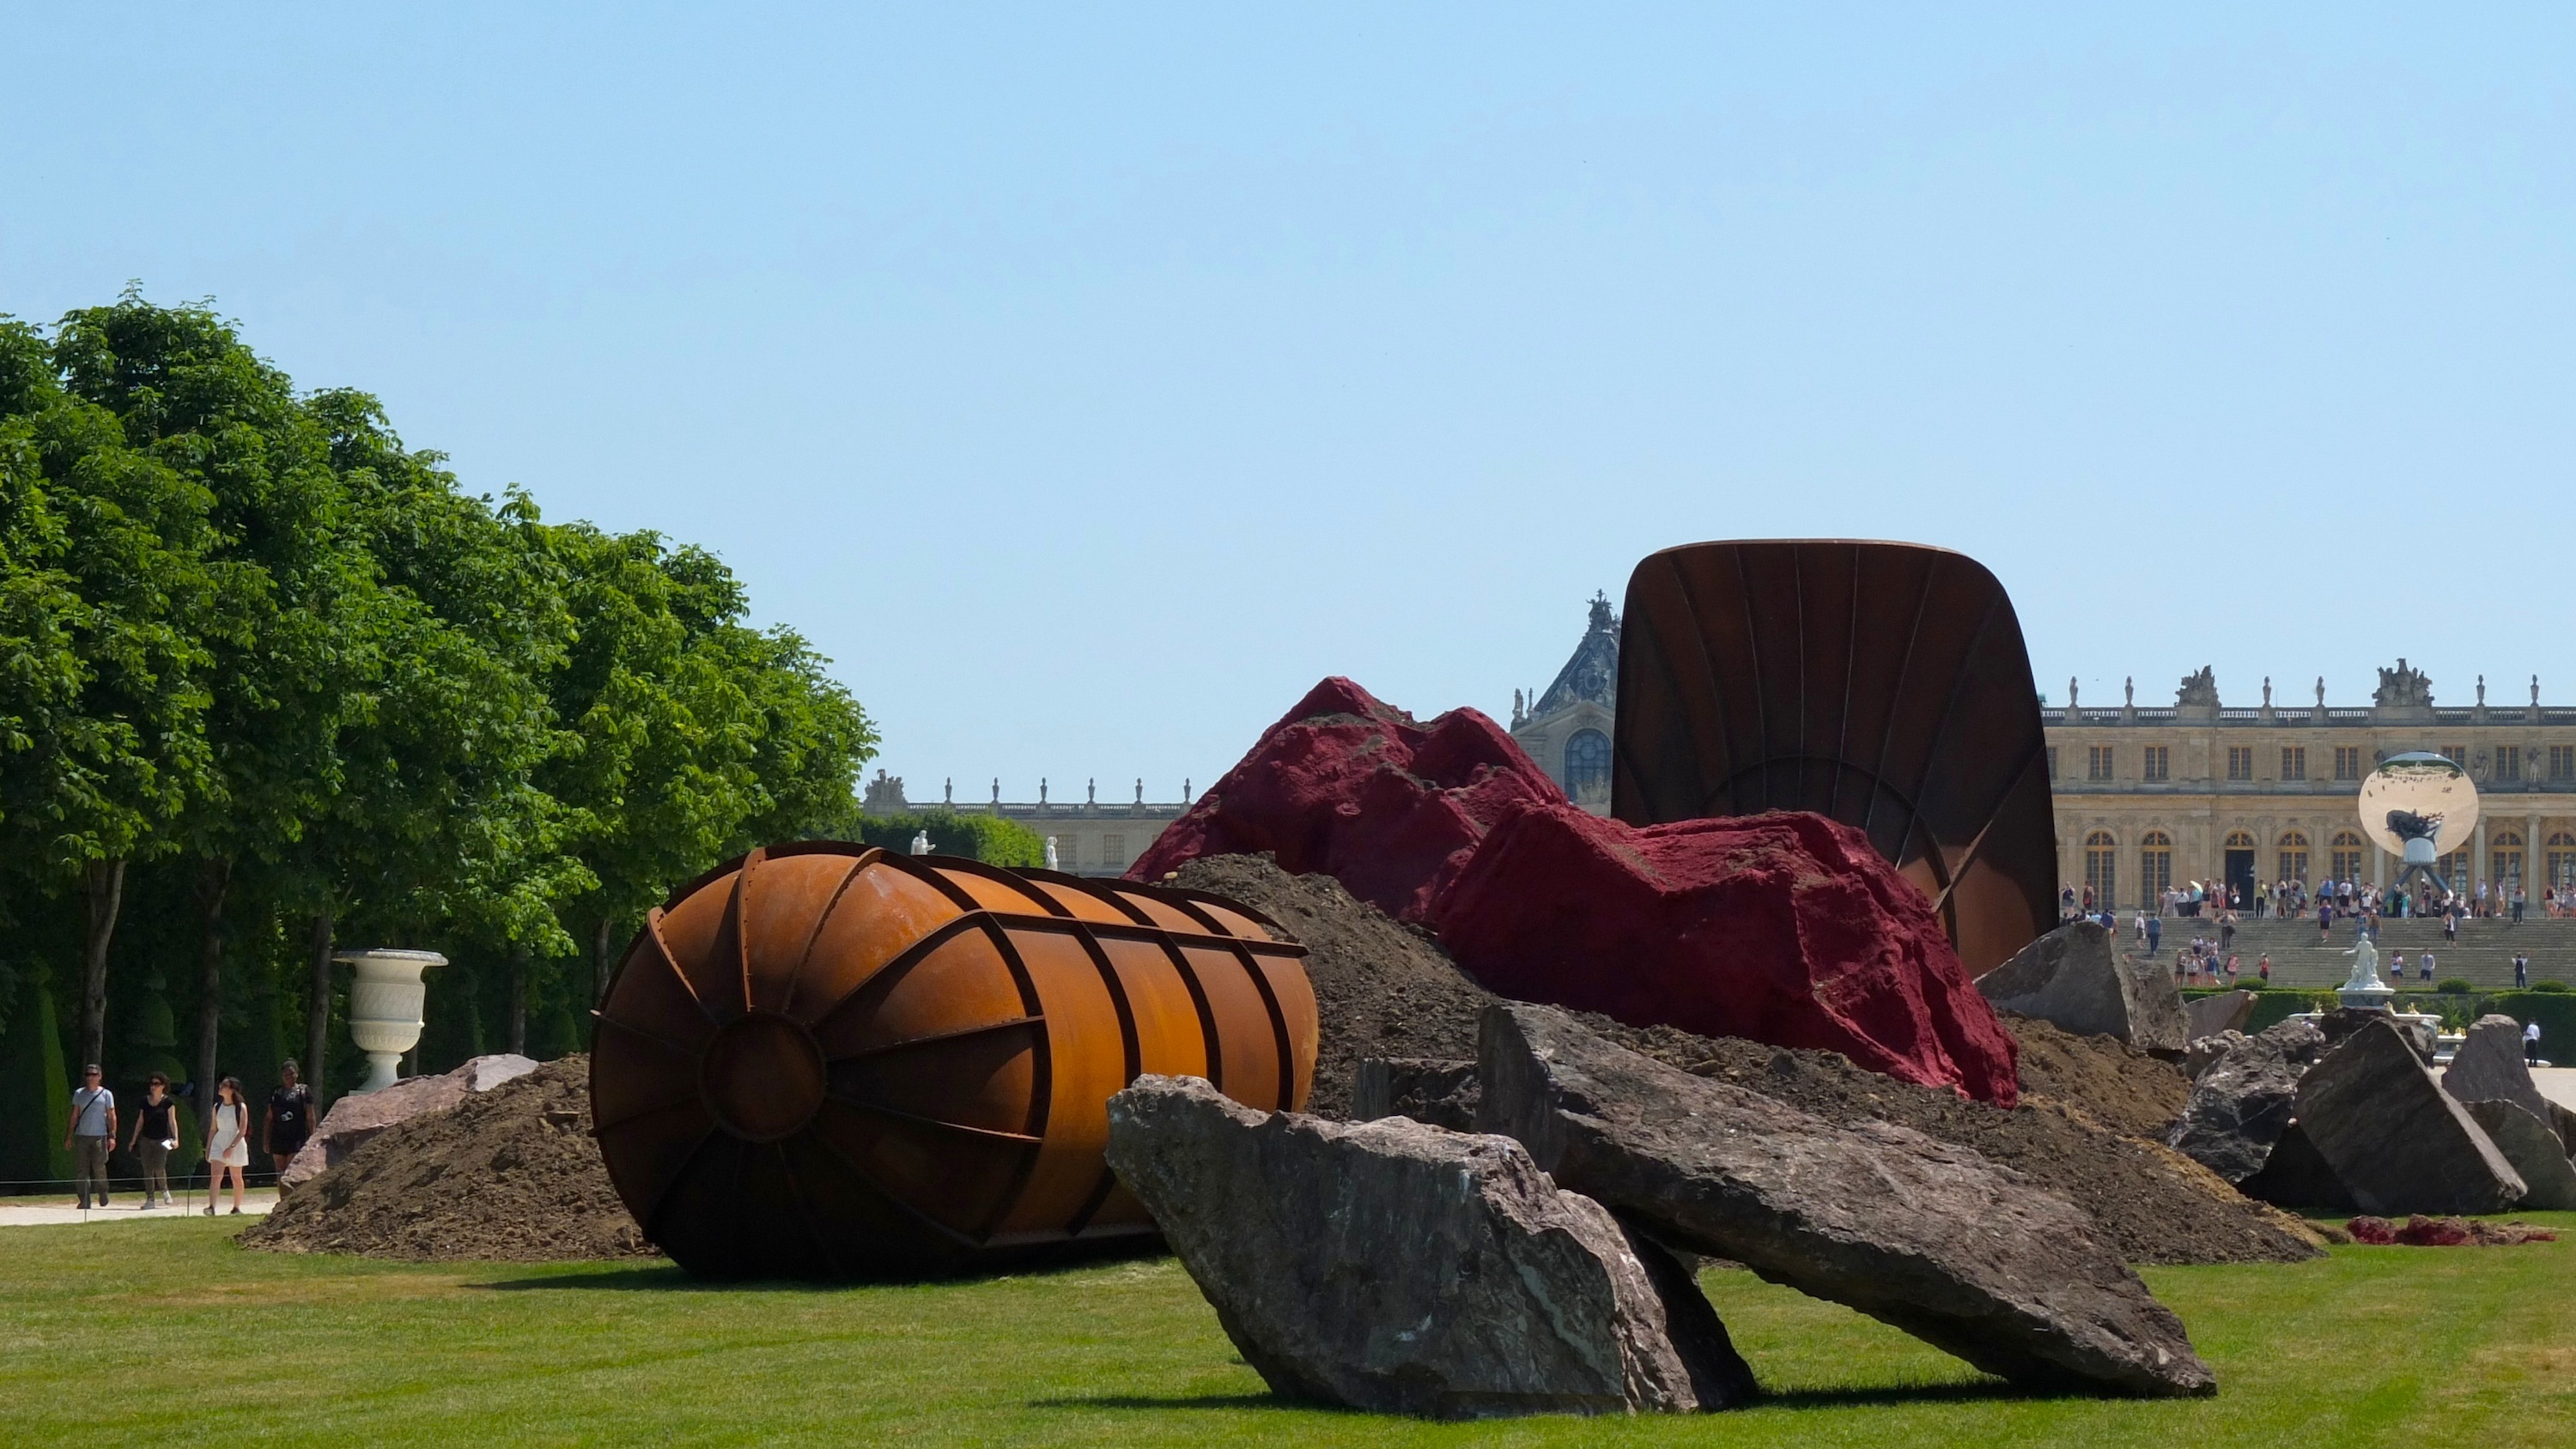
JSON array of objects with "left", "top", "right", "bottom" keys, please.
[{"left": 2044, "top": 663, "right": 2576, "bottom": 909}]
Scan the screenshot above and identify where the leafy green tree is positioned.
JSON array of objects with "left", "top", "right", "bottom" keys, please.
[{"left": 0, "top": 312, "right": 216, "bottom": 1071}]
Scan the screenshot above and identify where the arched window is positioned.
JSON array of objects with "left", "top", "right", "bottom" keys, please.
[
  {"left": 2549, "top": 833, "right": 2576, "bottom": 890},
  {"left": 2224, "top": 831, "right": 2256, "bottom": 849},
  {"left": 2084, "top": 831, "right": 2117, "bottom": 906},
  {"left": 2494, "top": 831, "right": 2525, "bottom": 888},
  {"left": 1563, "top": 729, "right": 1612, "bottom": 797},
  {"left": 2140, "top": 831, "right": 2172, "bottom": 901},
  {"left": 2438, "top": 849, "right": 2470, "bottom": 893},
  {"left": 2277, "top": 832, "right": 2310, "bottom": 883},
  {"left": 2330, "top": 831, "right": 2365, "bottom": 882}
]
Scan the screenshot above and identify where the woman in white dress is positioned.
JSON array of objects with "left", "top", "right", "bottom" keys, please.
[{"left": 204, "top": 1077, "right": 251, "bottom": 1216}]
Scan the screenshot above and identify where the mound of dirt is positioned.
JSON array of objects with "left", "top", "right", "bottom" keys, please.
[
  {"left": 2000, "top": 1012, "right": 2191, "bottom": 1143},
  {"left": 241, "top": 1057, "right": 652, "bottom": 1263},
  {"left": 1174, "top": 852, "right": 1490, "bottom": 1119},
  {"left": 1175, "top": 852, "right": 2319, "bottom": 1266}
]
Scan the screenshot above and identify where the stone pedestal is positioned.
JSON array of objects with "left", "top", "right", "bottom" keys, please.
[{"left": 335, "top": 949, "right": 447, "bottom": 1094}]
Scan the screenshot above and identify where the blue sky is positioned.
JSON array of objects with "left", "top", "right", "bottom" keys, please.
[{"left": 6, "top": 6, "right": 2572, "bottom": 801}]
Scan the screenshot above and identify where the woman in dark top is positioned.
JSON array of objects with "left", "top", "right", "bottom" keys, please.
[
  {"left": 125, "top": 1073, "right": 179, "bottom": 1210},
  {"left": 264, "top": 1059, "right": 313, "bottom": 1179}
]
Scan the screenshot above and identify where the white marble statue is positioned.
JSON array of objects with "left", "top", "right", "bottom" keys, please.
[
  {"left": 2341, "top": 934, "right": 2381, "bottom": 991},
  {"left": 1045, "top": 836, "right": 1060, "bottom": 870},
  {"left": 910, "top": 829, "right": 933, "bottom": 856}
]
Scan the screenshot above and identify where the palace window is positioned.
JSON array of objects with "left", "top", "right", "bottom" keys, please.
[
  {"left": 2088, "top": 745, "right": 2115, "bottom": 781},
  {"left": 2281, "top": 746, "right": 2307, "bottom": 781},
  {"left": 2334, "top": 747, "right": 2362, "bottom": 781},
  {"left": 2441, "top": 743, "right": 2468, "bottom": 769},
  {"left": 2330, "top": 831, "right": 2365, "bottom": 881},
  {"left": 2046, "top": 747, "right": 2058, "bottom": 779},
  {"left": 2550, "top": 833, "right": 2576, "bottom": 889},
  {"left": 1564, "top": 729, "right": 1612, "bottom": 796},
  {"left": 2140, "top": 831, "right": 2173, "bottom": 900},
  {"left": 1101, "top": 834, "right": 1125, "bottom": 868},
  {"left": 2497, "top": 746, "right": 2522, "bottom": 782},
  {"left": 2553, "top": 746, "right": 2575, "bottom": 782},
  {"left": 2142, "top": 745, "right": 2170, "bottom": 782},
  {"left": 2227, "top": 747, "right": 2253, "bottom": 781},
  {"left": 2494, "top": 832, "right": 2525, "bottom": 888},
  {"left": 2439, "top": 850, "right": 2470, "bottom": 892},
  {"left": 2084, "top": 831, "right": 2117, "bottom": 906},
  {"left": 2277, "top": 832, "right": 2309, "bottom": 883}
]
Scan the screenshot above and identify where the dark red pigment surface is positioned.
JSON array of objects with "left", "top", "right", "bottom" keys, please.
[{"left": 1131, "top": 677, "right": 2020, "bottom": 1105}]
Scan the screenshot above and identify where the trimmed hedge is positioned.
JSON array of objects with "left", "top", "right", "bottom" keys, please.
[
  {"left": 854, "top": 810, "right": 1048, "bottom": 869},
  {"left": 2177, "top": 984, "right": 2576, "bottom": 1058}
]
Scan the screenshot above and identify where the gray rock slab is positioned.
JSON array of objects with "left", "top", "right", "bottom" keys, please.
[
  {"left": 2295, "top": 1020, "right": 2525, "bottom": 1216},
  {"left": 2317, "top": 1008, "right": 2434, "bottom": 1064},
  {"left": 2184, "top": 991, "right": 2258, "bottom": 1043},
  {"left": 280, "top": 1053, "right": 538, "bottom": 1188},
  {"left": 1976, "top": 921, "right": 2187, "bottom": 1052},
  {"left": 2167, "top": 1020, "right": 2327, "bottom": 1183},
  {"left": 2234, "top": 1122, "right": 2357, "bottom": 1213},
  {"left": 2462, "top": 1100, "right": 2576, "bottom": 1210},
  {"left": 1474, "top": 1003, "right": 2216, "bottom": 1398},
  {"left": 2443, "top": 1016, "right": 2557, "bottom": 1128},
  {"left": 1104, "top": 1074, "right": 1756, "bottom": 1419},
  {"left": 1353, "top": 1058, "right": 1479, "bottom": 1131}
]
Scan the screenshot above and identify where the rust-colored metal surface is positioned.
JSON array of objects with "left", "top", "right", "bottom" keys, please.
[
  {"left": 1613, "top": 540, "right": 2058, "bottom": 975},
  {"left": 589, "top": 842, "right": 1317, "bottom": 1279}
]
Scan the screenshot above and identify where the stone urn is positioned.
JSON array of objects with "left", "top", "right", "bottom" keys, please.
[{"left": 336, "top": 949, "right": 447, "bottom": 1094}]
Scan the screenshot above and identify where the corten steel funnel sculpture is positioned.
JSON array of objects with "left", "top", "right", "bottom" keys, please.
[
  {"left": 590, "top": 842, "right": 1316, "bottom": 1279},
  {"left": 1613, "top": 541, "right": 2057, "bottom": 975}
]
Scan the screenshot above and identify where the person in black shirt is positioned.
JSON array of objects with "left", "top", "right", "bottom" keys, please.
[
  {"left": 125, "top": 1073, "right": 179, "bottom": 1210},
  {"left": 264, "top": 1059, "right": 315, "bottom": 1180}
]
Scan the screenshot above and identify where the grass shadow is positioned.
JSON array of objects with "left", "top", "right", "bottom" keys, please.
[
  {"left": 1034, "top": 1392, "right": 1315, "bottom": 1413},
  {"left": 471, "top": 1239, "right": 1172, "bottom": 1294},
  {"left": 1754, "top": 1379, "right": 2071, "bottom": 1410}
]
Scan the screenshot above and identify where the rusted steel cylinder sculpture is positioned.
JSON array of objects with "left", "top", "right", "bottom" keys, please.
[{"left": 590, "top": 842, "right": 1316, "bottom": 1279}]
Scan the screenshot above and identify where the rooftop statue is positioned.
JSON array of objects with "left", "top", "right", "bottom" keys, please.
[
  {"left": 2176, "top": 666, "right": 2219, "bottom": 709},
  {"left": 2374, "top": 659, "right": 2433, "bottom": 710}
]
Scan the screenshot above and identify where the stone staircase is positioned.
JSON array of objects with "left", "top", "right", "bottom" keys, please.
[{"left": 2118, "top": 915, "right": 2576, "bottom": 991}]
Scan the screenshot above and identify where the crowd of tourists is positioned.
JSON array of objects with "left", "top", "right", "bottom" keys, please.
[{"left": 59, "top": 1059, "right": 317, "bottom": 1214}]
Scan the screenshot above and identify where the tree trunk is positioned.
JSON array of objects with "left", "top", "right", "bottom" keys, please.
[
  {"left": 507, "top": 943, "right": 530, "bottom": 1057},
  {"left": 76, "top": 858, "right": 126, "bottom": 1072},
  {"left": 304, "top": 909, "right": 334, "bottom": 1107},
  {"left": 593, "top": 916, "right": 616, "bottom": 1004},
  {"left": 193, "top": 857, "right": 233, "bottom": 1145}
]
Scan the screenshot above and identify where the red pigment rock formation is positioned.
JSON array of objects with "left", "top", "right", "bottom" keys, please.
[
  {"left": 1438, "top": 803, "right": 2017, "bottom": 1106},
  {"left": 1127, "top": 677, "right": 1559, "bottom": 923},
  {"left": 1131, "top": 678, "right": 2020, "bottom": 1106}
]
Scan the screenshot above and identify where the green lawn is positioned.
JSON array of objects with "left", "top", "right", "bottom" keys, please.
[{"left": 2, "top": 1216, "right": 2570, "bottom": 1447}]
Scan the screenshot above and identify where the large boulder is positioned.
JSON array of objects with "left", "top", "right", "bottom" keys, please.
[
  {"left": 1975, "top": 922, "right": 2186, "bottom": 1052},
  {"left": 2167, "top": 1020, "right": 2326, "bottom": 1183},
  {"left": 2184, "top": 991, "right": 2259, "bottom": 1044},
  {"left": 1474, "top": 1003, "right": 2215, "bottom": 1397},
  {"left": 2316, "top": 1007, "right": 2434, "bottom": 1064},
  {"left": 1104, "top": 1074, "right": 1757, "bottom": 1418},
  {"left": 2294, "top": 1021, "right": 2524, "bottom": 1216},
  {"left": 1126, "top": 677, "right": 1558, "bottom": 923},
  {"left": 1437, "top": 803, "right": 2019, "bottom": 1106},
  {"left": 280, "top": 1054, "right": 538, "bottom": 1189},
  {"left": 2444, "top": 1016, "right": 2556, "bottom": 1126},
  {"left": 1353, "top": 1058, "right": 1479, "bottom": 1131},
  {"left": 2235, "top": 1122, "right": 2357, "bottom": 1212},
  {"left": 2461, "top": 1100, "right": 2576, "bottom": 1210}
]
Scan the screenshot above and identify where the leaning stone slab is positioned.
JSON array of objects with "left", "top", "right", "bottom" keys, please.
[
  {"left": 2168, "top": 1020, "right": 2326, "bottom": 1183},
  {"left": 1976, "top": 921, "right": 2187, "bottom": 1052},
  {"left": 2296, "top": 1021, "right": 2524, "bottom": 1216},
  {"left": 2184, "top": 991, "right": 2258, "bottom": 1044},
  {"left": 2462, "top": 1100, "right": 2576, "bottom": 1210},
  {"left": 2317, "top": 1007, "right": 2434, "bottom": 1064},
  {"left": 2236, "top": 1122, "right": 2356, "bottom": 1212},
  {"left": 280, "top": 1053, "right": 538, "bottom": 1188},
  {"left": 1475, "top": 1003, "right": 2215, "bottom": 1398},
  {"left": 1104, "top": 1074, "right": 1757, "bottom": 1419},
  {"left": 2443, "top": 1016, "right": 2557, "bottom": 1130},
  {"left": 1353, "top": 1058, "right": 1479, "bottom": 1131}
]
